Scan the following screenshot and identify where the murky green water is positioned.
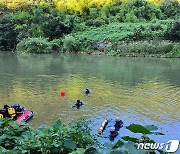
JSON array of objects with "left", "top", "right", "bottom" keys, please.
[{"left": 0, "top": 52, "right": 180, "bottom": 144}]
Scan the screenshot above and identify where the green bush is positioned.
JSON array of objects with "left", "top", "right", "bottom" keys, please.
[
  {"left": 16, "top": 37, "right": 52, "bottom": 53},
  {"left": 171, "top": 44, "right": 180, "bottom": 55},
  {"left": 93, "top": 19, "right": 105, "bottom": 27},
  {"left": 85, "top": 19, "right": 94, "bottom": 26},
  {"left": 63, "top": 36, "right": 79, "bottom": 52},
  {"left": 85, "top": 18, "right": 106, "bottom": 27},
  {"left": 168, "top": 20, "right": 180, "bottom": 41},
  {"left": 114, "top": 40, "right": 178, "bottom": 54},
  {"left": 89, "top": 7, "right": 99, "bottom": 19},
  {"left": 0, "top": 118, "right": 97, "bottom": 153},
  {"left": 50, "top": 39, "right": 63, "bottom": 51}
]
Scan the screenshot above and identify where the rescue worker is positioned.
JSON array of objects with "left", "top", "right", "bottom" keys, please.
[
  {"left": 72, "top": 100, "right": 84, "bottom": 109},
  {"left": 114, "top": 117, "right": 123, "bottom": 131},
  {"left": 109, "top": 127, "right": 118, "bottom": 141},
  {"left": 85, "top": 89, "right": 90, "bottom": 95}
]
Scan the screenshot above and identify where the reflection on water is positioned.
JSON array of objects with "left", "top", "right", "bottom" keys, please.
[{"left": 0, "top": 53, "right": 180, "bottom": 143}]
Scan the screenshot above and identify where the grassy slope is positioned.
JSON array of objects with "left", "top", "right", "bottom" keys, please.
[
  {"left": 70, "top": 20, "right": 180, "bottom": 57},
  {"left": 72, "top": 20, "right": 173, "bottom": 43}
]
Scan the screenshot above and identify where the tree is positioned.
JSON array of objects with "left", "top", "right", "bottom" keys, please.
[{"left": 0, "top": 14, "right": 17, "bottom": 51}]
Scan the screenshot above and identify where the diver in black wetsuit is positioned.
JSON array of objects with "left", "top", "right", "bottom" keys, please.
[
  {"left": 85, "top": 89, "right": 90, "bottom": 95},
  {"left": 114, "top": 117, "right": 123, "bottom": 131},
  {"left": 11, "top": 104, "right": 24, "bottom": 112},
  {"left": 2, "top": 105, "right": 11, "bottom": 118},
  {"left": 109, "top": 127, "right": 118, "bottom": 141},
  {"left": 72, "top": 100, "right": 84, "bottom": 109}
]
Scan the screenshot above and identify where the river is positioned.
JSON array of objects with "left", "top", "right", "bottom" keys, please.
[{"left": 0, "top": 52, "right": 179, "bottom": 145}]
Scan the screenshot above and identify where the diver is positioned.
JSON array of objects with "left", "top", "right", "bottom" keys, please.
[
  {"left": 11, "top": 104, "right": 25, "bottom": 113},
  {"left": 109, "top": 127, "right": 118, "bottom": 141},
  {"left": 72, "top": 100, "right": 84, "bottom": 109},
  {"left": 2, "top": 105, "right": 11, "bottom": 118},
  {"left": 114, "top": 117, "right": 123, "bottom": 131},
  {"left": 1, "top": 104, "right": 21, "bottom": 119},
  {"left": 97, "top": 117, "right": 123, "bottom": 141},
  {"left": 0, "top": 106, "right": 6, "bottom": 118},
  {"left": 85, "top": 89, "right": 91, "bottom": 95}
]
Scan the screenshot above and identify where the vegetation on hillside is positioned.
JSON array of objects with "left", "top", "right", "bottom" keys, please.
[{"left": 0, "top": 0, "right": 180, "bottom": 56}]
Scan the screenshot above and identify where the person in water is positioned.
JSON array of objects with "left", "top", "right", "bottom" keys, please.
[
  {"left": 72, "top": 100, "right": 84, "bottom": 109},
  {"left": 114, "top": 117, "right": 123, "bottom": 131},
  {"left": 109, "top": 127, "right": 118, "bottom": 141},
  {"left": 2, "top": 105, "right": 11, "bottom": 118},
  {"left": 85, "top": 89, "right": 90, "bottom": 95},
  {"left": 11, "top": 104, "right": 24, "bottom": 112},
  {"left": 1, "top": 104, "right": 25, "bottom": 118}
]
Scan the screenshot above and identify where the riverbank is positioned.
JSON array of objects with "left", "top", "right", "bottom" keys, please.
[
  {"left": 0, "top": 1, "right": 180, "bottom": 57},
  {"left": 14, "top": 21, "right": 180, "bottom": 58},
  {"left": 79, "top": 51, "right": 180, "bottom": 58}
]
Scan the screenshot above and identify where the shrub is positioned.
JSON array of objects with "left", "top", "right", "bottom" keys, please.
[
  {"left": 171, "top": 44, "right": 180, "bottom": 55},
  {"left": 0, "top": 118, "right": 98, "bottom": 153},
  {"left": 89, "top": 7, "right": 99, "bottom": 19},
  {"left": 125, "top": 10, "right": 138, "bottom": 23},
  {"left": 93, "top": 19, "right": 105, "bottom": 27},
  {"left": 115, "top": 40, "right": 177, "bottom": 54},
  {"left": 168, "top": 20, "right": 180, "bottom": 41},
  {"left": 63, "top": 36, "right": 79, "bottom": 52},
  {"left": 50, "top": 39, "right": 63, "bottom": 51},
  {"left": 85, "top": 19, "right": 94, "bottom": 26},
  {"left": 16, "top": 37, "right": 52, "bottom": 53}
]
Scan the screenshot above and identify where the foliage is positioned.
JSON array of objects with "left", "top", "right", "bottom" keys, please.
[
  {"left": 0, "top": 0, "right": 35, "bottom": 9},
  {"left": 106, "top": 0, "right": 164, "bottom": 22},
  {"left": 72, "top": 21, "right": 171, "bottom": 43},
  {"left": 0, "top": 118, "right": 30, "bottom": 150},
  {"left": 13, "top": 11, "right": 32, "bottom": 42},
  {"left": 168, "top": 20, "right": 180, "bottom": 41},
  {"left": 160, "top": 0, "right": 180, "bottom": 19},
  {"left": 28, "top": 6, "right": 77, "bottom": 40},
  {"left": 112, "top": 40, "right": 178, "bottom": 55},
  {"left": 63, "top": 36, "right": 80, "bottom": 52},
  {"left": 16, "top": 37, "right": 52, "bottom": 53},
  {"left": 1, "top": 0, "right": 180, "bottom": 20},
  {"left": 50, "top": 39, "right": 63, "bottom": 51},
  {"left": 0, "top": 118, "right": 98, "bottom": 154},
  {"left": 165, "top": 44, "right": 180, "bottom": 57},
  {"left": 0, "top": 118, "right": 166, "bottom": 154},
  {"left": 0, "top": 13, "right": 17, "bottom": 51},
  {"left": 7, "top": 6, "right": 78, "bottom": 42},
  {"left": 0, "top": 0, "right": 180, "bottom": 56}
]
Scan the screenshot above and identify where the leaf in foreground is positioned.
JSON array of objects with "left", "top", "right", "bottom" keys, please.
[
  {"left": 112, "top": 140, "right": 124, "bottom": 149},
  {"left": 126, "top": 124, "right": 151, "bottom": 134},
  {"left": 122, "top": 136, "right": 139, "bottom": 143}
]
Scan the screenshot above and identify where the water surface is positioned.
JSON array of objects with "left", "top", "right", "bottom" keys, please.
[{"left": 0, "top": 53, "right": 179, "bottom": 145}]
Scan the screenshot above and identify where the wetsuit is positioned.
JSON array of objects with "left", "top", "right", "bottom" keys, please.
[
  {"left": 109, "top": 131, "right": 118, "bottom": 141},
  {"left": 85, "top": 89, "right": 90, "bottom": 95},
  {"left": 114, "top": 120, "right": 123, "bottom": 131}
]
